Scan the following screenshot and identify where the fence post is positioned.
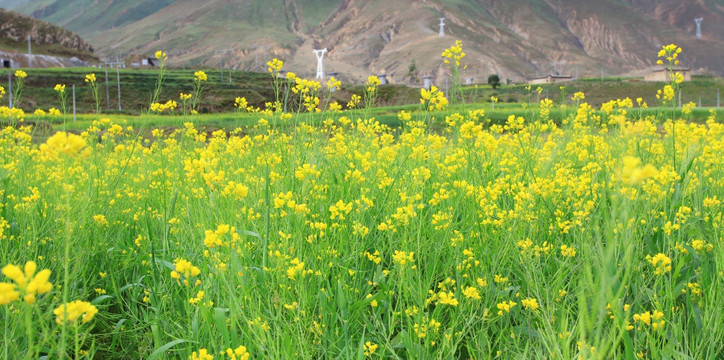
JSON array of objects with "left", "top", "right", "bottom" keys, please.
[
  {"left": 116, "top": 65, "right": 122, "bottom": 111},
  {"left": 72, "top": 84, "right": 76, "bottom": 122},
  {"left": 8, "top": 72, "right": 12, "bottom": 108}
]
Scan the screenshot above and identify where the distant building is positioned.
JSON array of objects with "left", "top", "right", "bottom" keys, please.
[
  {"left": 377, "top": 74, "right": 388, "bottom": 85},
  {"left": 528, "top": 74, "right": 573, "bottom": 85},
  {"left": 422, "top": 75, "right": 433, "bottom": 90},
  {"left": 126, "top": 54, "right": 158, "bottom": 67},
  {"left": 643, "top": 66, "right": 691, "bottom": 82},
  {"left": 1, "top": 58, "right": 18, "bottom": 68}
]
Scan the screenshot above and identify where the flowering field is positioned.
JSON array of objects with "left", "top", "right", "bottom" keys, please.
[{"left": 1, "top": 44, "right": 723, "bottom": 359}]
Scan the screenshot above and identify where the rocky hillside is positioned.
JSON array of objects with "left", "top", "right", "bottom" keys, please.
[
  {"left": 10, "top": 0, "right": 724, "bottom": 82},
  {"left": 0, "top": 8, "right": 97, "bottom": 64}
]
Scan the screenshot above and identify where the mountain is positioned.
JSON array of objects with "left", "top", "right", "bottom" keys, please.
[
  {"left": 0, "top": 7, "right": 97, "bottom": 65},
  {"left": 11, "top": 0, "right": 724, "bottom": 83},
  {"left": 0, "top": 0, "right": 31, "bottom": 9}
]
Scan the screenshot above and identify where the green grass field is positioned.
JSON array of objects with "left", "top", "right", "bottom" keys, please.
[{"left": 1, "top": 45, "right": 724, "bottom": 359}]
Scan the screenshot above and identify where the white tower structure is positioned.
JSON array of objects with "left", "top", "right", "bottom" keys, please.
[
  {"left": 314, "top": 48, "right": 328, "bottom": 79},
  {"left": 695, "top": 17, "right": 703, "bottom": 39},
  {"left": 439, "top": 18, "right": 446, "bottom": 37}
]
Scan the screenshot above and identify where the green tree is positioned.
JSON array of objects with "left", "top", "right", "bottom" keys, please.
[
  {"left": 487, "top": 74, "right": 501, "bottom": 89},
  {"left": 407, "top": 60, "right": 419, "bottom": 83}
]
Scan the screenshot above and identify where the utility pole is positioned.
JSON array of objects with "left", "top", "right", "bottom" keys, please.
[
  {"left": 107, "top": 57, "right": 123, "bottom": 111},
  {"left": 252, "top": 45, "right": 271, "bottom": 71},
  {"left": 215, "top": 49, "right": 233, "bottom": 83},
  {"left": 116, "top": 63, "right": 122, "bottom": 111},
  {"left": 27, "top": 35, "right": 32, "bottom": 69},
  {"left": 105, "top": 64, "right": 110, "bottom": 109}
]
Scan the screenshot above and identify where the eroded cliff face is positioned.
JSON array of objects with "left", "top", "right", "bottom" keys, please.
[
  {"left": 625, "top": 0, "right": 724, "bottom": 40},
  {"left": 264, "top": 0, "right": 724, "bottom": 82},
  {"left": 0, "top": 8, "right": 95, "bottom": 57}
]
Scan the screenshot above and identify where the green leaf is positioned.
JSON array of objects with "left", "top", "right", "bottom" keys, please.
[
  {"left": 214, "top": 307, "right": 230, "bottom": 344},
  {"left": 91, "top": 295, "right": 113, "bottom": 305},
  {"left": 148, "top": 339, "right": 187, "bottom": 360}
]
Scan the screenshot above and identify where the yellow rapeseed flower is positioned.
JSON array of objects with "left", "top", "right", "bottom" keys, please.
[
  {"left": 496, "top": 300, "right": 517, "bottom": 315},
  {"left": 155, "top": 50, "right": 168, "bottom": 62},
  {"left": 560, "top": 245, "right": 577, "bottom": 258},
  {"left": 190, "top": 348, "right": 214, "bottom": 360},
  {"left": 0, "top": 282, "right": 20, "bottom": 305},
  {"left": 392, "top": 251, "right": 414, "bottom": 267},
  {"left": 39, "top": 131, "right": 90, "bottom": 158},
  {"left": 521, "top": 297, "right": 539, "bottom": 311},
  {"left": 267, "top": 58, "right": 284, "bottom": 74},
  {"left": 194, "top": 71, "right": 208, "bottom": 82},
  {"left": 14, "top": 70, "right": 27, "bottom": 79},
  {"left": 436, "top": 291, "right": 459, "bottom": 306},
  {"left": 170, "top": 258, "right": 201, "bottom": 285},
  {"left": 1, "top": 261, "right": 53, "bottom": 304},
  {"left": 420, "top": 86, "right": 448, "bottom": 111},
  {"left": 234, "top": 96, "right": 247, "bottom": 109},
  {"left": 223, "top": 345, "right": 250, "bottom": 360},
  {"left": 363, "top": 342, "right": 378, "bottom": 357},
  {"left": 327, "top": 77, "right": 341, "bottom": 90},
  {"left": 53, "top": 300, "right": 98, "bottom": 324},
  {"left": 441, "top": 40, "right": 465, "bottom": 66},
  {"left": 365, "top": 75, "right": 380, "bottom": 92},
  {"left": 84, "top": 73, "right": 96, "bottom": 83},
  {"left": 646, "top": 253, "right": 671, "bottom": 275},
  {"left": 462, "top": 286, "right": 481, "bottom": 300}
]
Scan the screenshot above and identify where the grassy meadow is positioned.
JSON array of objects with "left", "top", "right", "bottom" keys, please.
[{"left": 0, "top": 44, "right": 723, "bottom": 359}]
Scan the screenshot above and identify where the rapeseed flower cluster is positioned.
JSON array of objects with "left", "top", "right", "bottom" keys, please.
[
  {"left": 1, "top": 261, "right": 52, "bottom": 304},
  {"left": 194, "top": 71, "right": 208, "bottom": 82},
  {"left": 441, "top": 40, "right": 465, "bottom": 66},
  {"left": 646, "top": 253, "right": 672, "bottom": 275},
  {"left": 171, "top": 258, "right": 201, "bottom": 286},
  {"left": 53, "top": 300, "right": 98, "bottom": 324},
  {"left": 38, "top": 131, "right": 90, "bottom": 158},
  {"left": 420, "top": 86, "right": 448, "bottom": 111},
  {"left": 150, "top": 99, "right": 178, "bottom": 113}
]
